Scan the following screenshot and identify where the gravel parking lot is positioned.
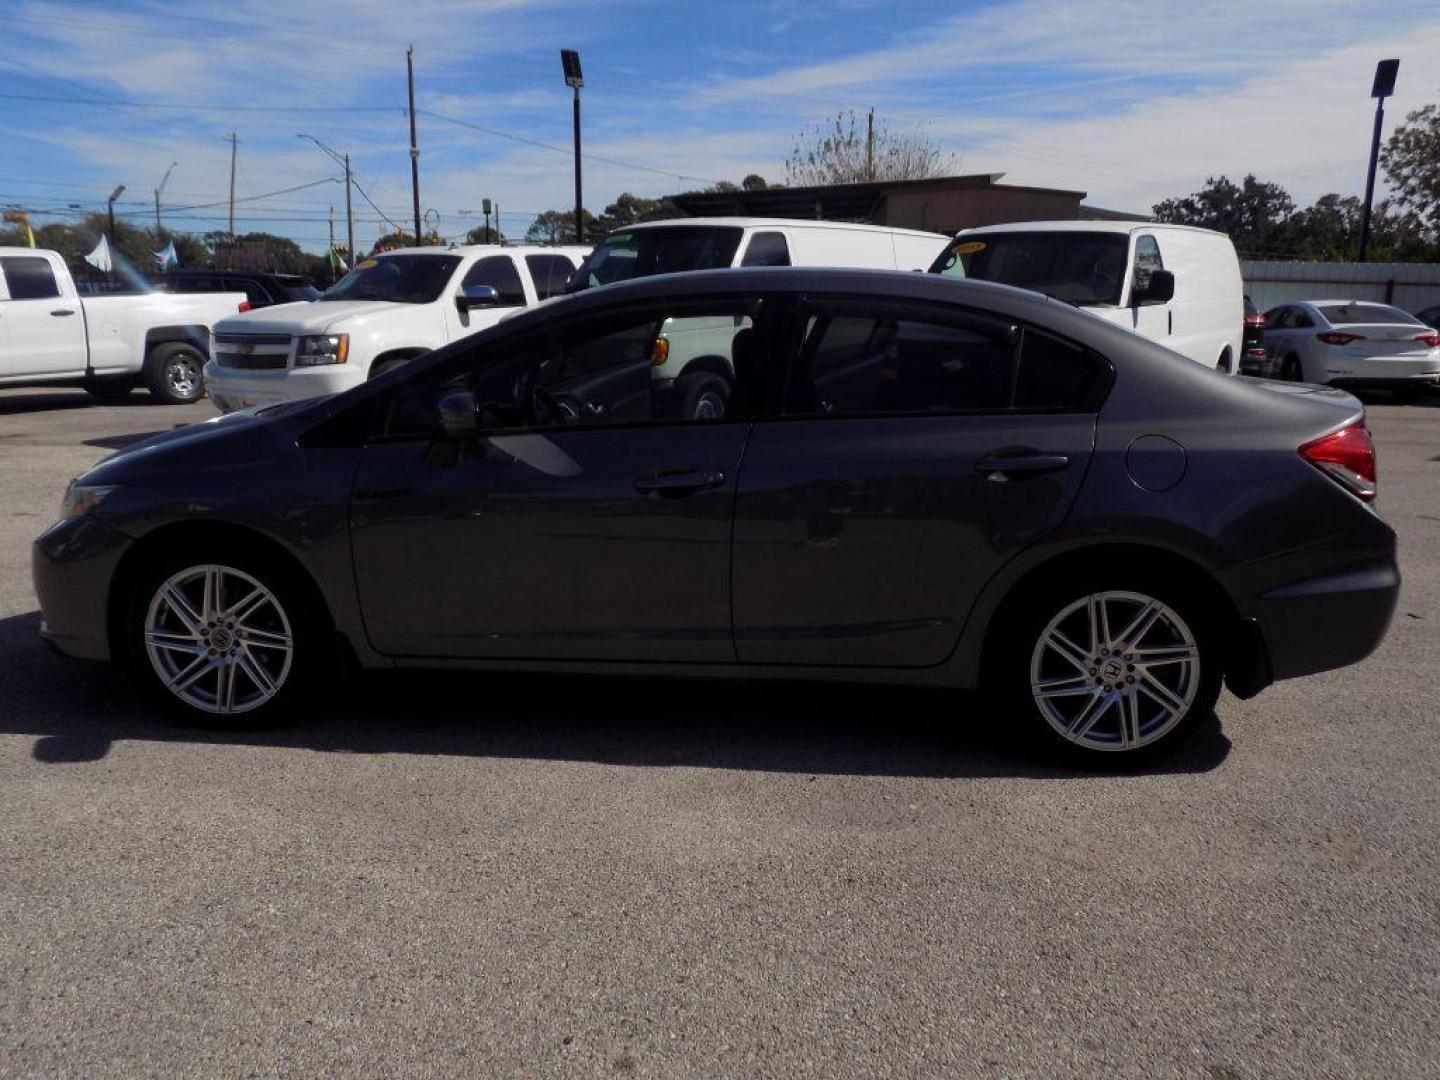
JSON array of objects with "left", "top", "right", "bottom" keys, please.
[{"left": 1, "top": 387, "right": 1437, "bottom": 1078}]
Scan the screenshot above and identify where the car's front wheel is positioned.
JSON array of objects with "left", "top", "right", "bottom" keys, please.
[
  {"left": 1005, "top": 581, "right": 1221, "bottom": 761},
  {"left": 128, "top": 554, "right": 316, "bottom": 726}
]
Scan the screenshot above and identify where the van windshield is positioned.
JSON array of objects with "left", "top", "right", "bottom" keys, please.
[
  {"left": 320, "top": 254, "right": 462, "bottom": 303},
  {"left": 567, "top": 226, "right": 744, "bottom": 292},
  {"left": 930, "top": 231, "right": 1130, "bottom": 306}
]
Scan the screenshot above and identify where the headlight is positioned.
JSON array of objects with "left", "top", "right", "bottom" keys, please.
[
  {"left": 295, "top": 334, "right": 349, "bottom": 367},
  {"left": 61, "top": 482, "right": 119, "bottom": 520}
]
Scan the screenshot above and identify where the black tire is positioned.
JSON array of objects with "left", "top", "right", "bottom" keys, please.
[
  {"left": 124, "top": 544, "right": 323, "bottom": 729},
  {"left": 997, "top": 572, "right": 1222, "bottom": 765},
  {"left": 677, "top": 371, "right": 731, "bottom": 421},
  {"left": 82, "top": 375, "right": 138, "bottom": 402},
  {"left": 142, "top": 342, "right": 206, "bottom": 404},
  {"left": 1217, "top": 350, "right": 1233, "bottom": 374},
  {"left": 1281, "top": 354, "right": 1303, "bottom": 382},
  {"left": 369, "top": 353, "right": 420, "bottom": 380}
]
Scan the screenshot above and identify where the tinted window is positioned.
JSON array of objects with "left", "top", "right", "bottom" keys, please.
[
  {"left": 569, "top": 226, "right": 743, "bottom": 291},
  {"left": 226, "top": 278, "right": 272, "bottom": 306},
  {"left": 930, "top": 231, "right": 1129, "bottom": 305},
  {"left": 740, "top": 232, "right": 791, "bottom": 267},
  {"left": 525, "top": 254, "right": 577, "bottom": 300},
  {"left": 1, "top": 257, "right": 61, "bottom": 300},
  {"left": 1317, "top": 303, "right": 1421, "bottom": 326},
  {"left": 284, "top": 282, "right": 322, "bottom": 302},
  {"left": 384, "top": 297, "right": 768, "bottom": 437},
  {"left": 1417, "top": 306, "right": 1440, "bottom": 328},
  {"left": 321, "top": 254, "right": 461, "bottom": 304},
  {"left": 1130, "top": 235, "right": 1163, "bottom": 300},
  {"left": 787, "top": 303, "right": 1017, "bottom": 417},
  {"left": 462, "top": 256, "right": 526, "bottom": 306},
  {"left": 1293, "top": 309, "right": 1314, "bottom": 328},
  {"left": 1014, "top": 329, "right": 1106, "bottom": 410},
  {"left": 1266, "top": 307, "right": 1290, "bottom": 328}
]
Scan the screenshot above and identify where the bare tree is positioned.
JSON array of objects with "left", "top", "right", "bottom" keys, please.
[{"left": 785, "top": 109, "right": 954, "bottom": 186}]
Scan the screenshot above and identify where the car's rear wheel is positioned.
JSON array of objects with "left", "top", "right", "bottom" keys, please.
[
  {"left": 128, "top": 553, "right": 317, "bottom": 727},
  {"left": 143, "top": 342, "right": 207, "bottom": 404},
  {"left": 1282, "top": 354, "right": 1303, "bottom": 382},
  {"left": 82, "top": 375, "right": 137, "bottom": 402},
  {"left": 1004, "top": 579, "right": 1221, "bottom": 762}
]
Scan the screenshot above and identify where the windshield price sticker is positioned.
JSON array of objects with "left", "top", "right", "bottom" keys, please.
[
  {"left": 951, "top": 240, "right": 986, "bottom": 255},
  {"left": 357, "top": 259, "right": 378, "bottom": 270}
]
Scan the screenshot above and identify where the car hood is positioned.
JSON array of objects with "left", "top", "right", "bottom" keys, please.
[{"left": 213, "top": 299, "right": 424, "bottom": 336}]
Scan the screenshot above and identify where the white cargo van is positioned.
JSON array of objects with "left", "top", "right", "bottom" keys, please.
[
  {"left": 930, "top": 221, "right": 1244, "bottom": 372},
  {"left": 568, "top": 218, "right": 950, "bottom": 417}
]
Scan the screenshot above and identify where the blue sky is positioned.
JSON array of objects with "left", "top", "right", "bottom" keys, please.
[{"left": 3, "top": 0, "right": 1438, "bottom": 253}]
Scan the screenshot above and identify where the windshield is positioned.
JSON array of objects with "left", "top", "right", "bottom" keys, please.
[
  {"left": 930, "top": 231, "right": 1130, "bottom": 306},
  {"left": 1318, "top": 303, "right": 1421, "bottom": 327},
  {"left": 320, "top": 254, "right": 462, "bottom": 304},
  {"left": 567, "top": 226, "right": 744, "bottom": 292}
]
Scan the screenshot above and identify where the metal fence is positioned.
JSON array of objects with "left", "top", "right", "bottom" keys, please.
[{"left": 1241, "top": 260, "right": 1440, "bottom": 315}]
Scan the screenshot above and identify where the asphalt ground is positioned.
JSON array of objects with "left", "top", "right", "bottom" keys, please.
[{"left": 1, "top": 386, "right": 1437, "bottom": 1078}]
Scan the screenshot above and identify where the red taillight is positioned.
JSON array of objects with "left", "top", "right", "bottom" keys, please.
[
  {"left": 1300, "top": 421, "right": 1377, "bottom": 502},
  {"left": 1317, "top": 331, "right": 1365, "bottom": 346},
  {"left": 1244, "top": 313, "right": 1266, "bottom": 328},
  {"left": 238, "top": 301, "right": 252, "bottom": 312},
  {"left": 1414, "top": 331, "right": 1440, "bottom": 348}
]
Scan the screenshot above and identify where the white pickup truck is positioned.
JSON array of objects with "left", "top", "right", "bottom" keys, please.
[
  {"left": 0, "top": 247, "right": 247, "bottom": 404},
  {"left": 205, "top": 244, "right": 589, "bottom": 413}
]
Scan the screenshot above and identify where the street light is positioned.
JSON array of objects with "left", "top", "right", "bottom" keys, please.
[
  {"left": 1358, "top": 58, "right": 1399, "bottom": 262},
  {"left": 298, "top": 133, "right": 354, "bottom": 271},
  {"left": 107, "top": 184, "right": 126, "bottom": 242},
  {"left": 561, "top": 49, "right": 584, "bottom": 244},
  {"left": 154, "top": 161, "right": 178, "bottom": 238},
  {"left": 482, "top": 197, "right": 492, "bottom": 244}
]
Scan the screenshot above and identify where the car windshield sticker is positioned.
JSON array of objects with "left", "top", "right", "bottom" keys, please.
[
  {"left": 951, "top": 240, "right": 986, "bottom": 255},
  {"left": 357, "top": 259, "right": 378, "bottom": 270}
]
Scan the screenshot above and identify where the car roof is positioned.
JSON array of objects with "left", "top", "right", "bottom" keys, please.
[
  {"left": 957, "top": 220, "right": 1226, "bottom": 239},
  {"left": 616, "top": 217, "right": 947, "bottom": 240},
  {"left": 373, "top": 244, "right": 589, "bottom": 258}
]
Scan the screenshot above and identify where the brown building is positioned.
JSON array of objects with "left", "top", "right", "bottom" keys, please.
[{"left": 668, "top": 172, "right": 1137, "bottom": 234}]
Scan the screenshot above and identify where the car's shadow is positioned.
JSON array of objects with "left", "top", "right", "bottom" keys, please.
[
  {"left": 0, "top": 611, "right": 1231, "bottom": 779},
  {"left": 0, "top": 391, "right": 160, "bottom": 415}
]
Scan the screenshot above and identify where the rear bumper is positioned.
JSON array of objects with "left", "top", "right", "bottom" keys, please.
[
  {"left": 32, "top": 516, "right": 133, "bottom": 662},
  {"left": 1327, "top": 372, "right": 1440, "bottom": 391}
]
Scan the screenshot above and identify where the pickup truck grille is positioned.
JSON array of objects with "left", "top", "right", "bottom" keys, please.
[{"left": 214, "top": 332, "right": 292, "bottom": 370}]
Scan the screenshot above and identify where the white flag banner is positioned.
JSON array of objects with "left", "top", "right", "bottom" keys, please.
[
  {"left": 84, "top": 235, "right": 112, "bottom": 273},
  {"left": 154, "top": 241, "right": 178, "bottom": 269}
]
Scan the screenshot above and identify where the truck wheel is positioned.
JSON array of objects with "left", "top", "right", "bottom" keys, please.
[
  {"left": 82, "top": 375, "right": 138, "bottom": 402},
  {"left": 143, "top": 342, "right": 206, "bottom": 405},
  {"left": 678, "top": 371, "right": 731, "bottom": 421}
]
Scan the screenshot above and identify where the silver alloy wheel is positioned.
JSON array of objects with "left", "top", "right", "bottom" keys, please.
[
  {"left": 1029, "top": 590, "right": 1200, "bottom": 752},
  {"left": 166, "top": 353, "right": 201, "bottom": 399},
  {"left": 143, "top": 564, "right": 294, "bottom": 715}
]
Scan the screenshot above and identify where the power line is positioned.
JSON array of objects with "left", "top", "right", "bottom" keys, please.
[{"left": 0, "top": 92, "right": 401, "bottom": 115}]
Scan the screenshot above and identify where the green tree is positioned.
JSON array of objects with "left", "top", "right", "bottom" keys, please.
[
  {"left": 371, "top": 230, "right": 416, "bottom": 252},
  {"left": 464, "top": 225, "right": 508, "bottom": 245},
  {"left": 593, "top": 192, "right": 681, "bottom": 234},
  {"left": 1152, "top": 175, "right": 1295, "bottom": 255},
  {"left": 525, "top": 209, "right": 597, "bottom": 245},
  {"left": 742, "top": 174, "right": 769, "bottom": 191},
  {"left": 1380, "top": 101, "right": 1440, "bottom": 240},
  {"left": 785, "top": 109, "right": 953, "bottom": 186}
]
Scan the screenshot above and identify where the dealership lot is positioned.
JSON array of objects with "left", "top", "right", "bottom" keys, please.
[{"left": 1, "top": 388, "right": 1438, "bottom": 1076}]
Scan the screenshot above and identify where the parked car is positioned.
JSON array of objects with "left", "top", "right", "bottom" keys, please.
[
  {"left": 1264, "top": 300, "right": 1440, "bottom": 400},
  {"left": 568, "top": 218, "right": 950, "bottom": 417},
  {"left": 930, "top": 221, "right": 1244, "bottom": 372},
  {"left": 204, "top": 245, "right": 589, "bottom": 413},
  {"left": 0, "top": 247, "right": 246, "bottom": 403},
  {"left": 152, "top": 269, "right": 321, "bottom": 309},
  {"left": 35, "top": 267, "right": 1398, "bottom": 763},
  {"left": 1240, "top": 295, "right": 1272, "bottom": 376},
  {"left": 1415, "top": 303, "right": 1440, "bottom": 331}
]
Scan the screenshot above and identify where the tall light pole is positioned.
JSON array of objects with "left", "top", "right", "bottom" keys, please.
[
  {"left": 561, "top": 49, "right": 584, "bottom": 244},
  {"left": 298, "top": 133, "right": 354, "bottom": 271},
  {"left": 482, "top": 197, "right": 492, "bottom": 244},
  {"left": 1358, "top": 58, "right": 1400, "bottom": 263},
  {"left": 407, "top": 46, "right": 422, "bottom": 244},
  {"left": 154, "top": 161, "right": 178, "bottom": 238}
]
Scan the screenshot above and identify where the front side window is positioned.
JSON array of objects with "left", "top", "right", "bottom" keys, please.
[
  {"left": 525, "top": 254, "right": 577, "bottom": 300},
  {"left": 382, "top": 296, "right": 770, "bottom": 437},
  {"left": 320, "top": 254, "right": 462, "bottom": 304},
  {"left": 462, "top": 256, "right": 526, "bottom": 306},
  {"left": 930, "top": 231, "right": 1130, "bottom": 306},
  {"left": 1, "top": 256, "right": 60, "bottom": 301},
  {"left": 740, "top": 232, "right": 791, "bottom": 267},
  {"left": 1130, "top": 235, "right": 1164, "bottom": 300},
  {"left": 568, "top": 227, "right": 744, "bottom": 291}
]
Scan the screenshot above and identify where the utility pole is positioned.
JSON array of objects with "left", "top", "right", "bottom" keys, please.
[
  {"left": 328, "top": 205, "right": 337, "bottom": 282},
  {"left": 482, "top": 198, "right": 492, "bottom": 244},
  {"left": 561, "top": 50, "right": 584, "bottom": 245},
  {"left": 1358, "top": 58, "right": 1400, "bottom": 263},
  {"left": 154, "top": 160, "right": 178, "bottom": 238},
  {"left": 226, "top": 133, "right": 238, "bottom": 239},
  {"left": 407, "top": 46, "right": 421, "bottom": 244},
  {"left": 865, "top": 107, "right": 875, "bottom": 182},
  {"left": 344, "top": 153, "right": 355, "bottom": 268}
]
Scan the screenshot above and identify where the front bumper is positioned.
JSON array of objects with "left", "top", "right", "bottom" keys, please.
[
  {"left": 32, "top": 516, "right": 135, "bottom": 662},
  {"left": 204, "top": 361, "right": 366, "bottom": 414}
]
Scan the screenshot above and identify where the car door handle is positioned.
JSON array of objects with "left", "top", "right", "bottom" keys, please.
[
  {"left": 633, "top": 468, "right": 726, "bottom": 496},
  {"left": 975, "top": 451, "right": 1070, "bottom": 481},
  {"left": 50, "top": 309, "right": 76, "bottom": 317}
]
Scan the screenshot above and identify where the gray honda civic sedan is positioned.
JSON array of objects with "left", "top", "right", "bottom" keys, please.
[{"left": 33, "top": 268, "right": 1399, "bottom": 761}]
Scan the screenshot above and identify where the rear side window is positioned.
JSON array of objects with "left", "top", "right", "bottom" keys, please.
[
  {"left": 226, "top": 278, "right": 272, "bottom": 306},
  {"left": 740, "top": 232, "right": 791, "bottom": 267},
  {"left": 1014, "top": 330, "right": 1107, "bottom": 410},
  {"left": 1, "top": 256, "right": 60, "bottom": 300},
  {"left": 462, "top": 256, "right": 526, "bottom": 306},
  {"left": 525, "top": 254, "right": 577, "bottom": 300}
]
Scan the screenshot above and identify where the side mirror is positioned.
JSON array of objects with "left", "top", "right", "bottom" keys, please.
[
  {"left": 1134, "top": 268, "right": 1175, "bottom": 306},
  {"left": 456, "top": 284, "right": 499, "bottom": 312},
  {"left": 437, "top": 390, "right": 480, "bottom": 439}
]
